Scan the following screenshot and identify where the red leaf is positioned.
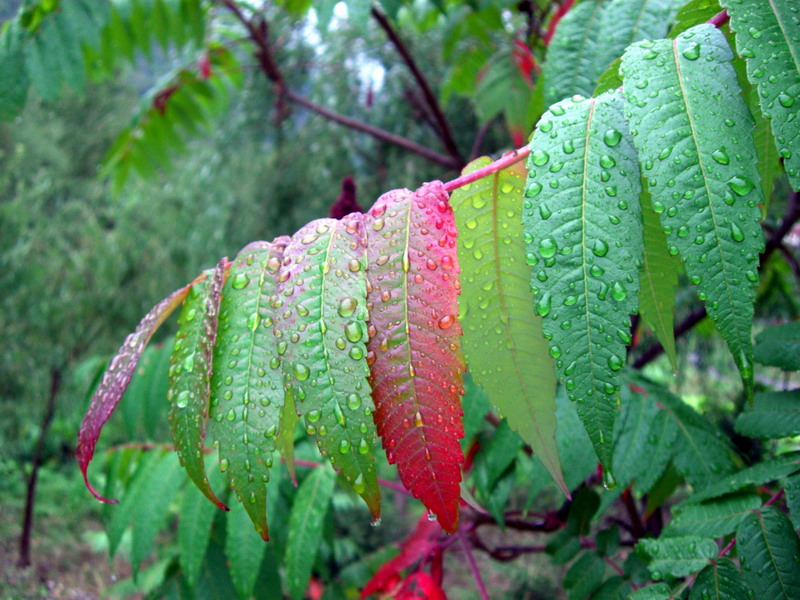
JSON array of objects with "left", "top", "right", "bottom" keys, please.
[
  {"left": 397, "top": 573, "right": 448, "bottom": 600},
  {"left": 544, "top": 0, "right": 576, "bottom": 46},
  {"left": 365, "top": 182, "right": 466, "bottom": 533},
  {"left": 361, "top": 515, "right": 442, "bottom": 598},
  {"left": 75, "top": 281, "right": 196, "bottom": 502}
]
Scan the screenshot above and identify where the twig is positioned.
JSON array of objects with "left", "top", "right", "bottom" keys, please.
[
  {"left": 707, "top": 10, "right": 730, "bottom": 28},
  {"left": 371, "top": 6, "right": 463, "bottom": 165},
  {"left": 444, "top": 146, "right": 531, "bottom": 192},
  {"left": 634, "top": 190, "right": 800, "bottom": 369},
  {"left": 719, "top": 537, "right": 736, "bottom": 557},
  {"left": 458, "top": 529, "right": 490, "bottom": 600},
  {"left": 764, "top": 488, "right": 784, "bottom": 507},
  {"left": 469, "top": 118, "right": 495, "bottom": 161}
]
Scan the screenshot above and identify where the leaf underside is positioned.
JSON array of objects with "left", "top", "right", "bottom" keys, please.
[
  {"left": 523, "top": 90, "right": 643, "bottom": 475},
  {"left": 621, "top": 25, "right": 765, "bottom": 398},
  {"left": 450, "top": 158, "right": 566, "bottom": 496},
  {"left": 365, "top": 181, "right": 466, "bottom": 533},
  {"left": 169, "top": 258, "right": 228, "bottom": 511},
  {"left": 209, "top": 239, "right": 289, "bottom": 540},
  {"left": 278, "top": 215, "right": 380, "bottom": 518}
]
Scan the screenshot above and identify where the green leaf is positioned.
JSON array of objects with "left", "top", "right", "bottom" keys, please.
[
  {"left": 277, "top": 389, "right": 298, "bottom": 485},
  {"left": 668, "top": 0, "right": 721, "bottom": 37},
  {"left": 169, "top": 260, "right": 228, "bottom": 512},
  {"left": 734, "top": 390, "right": 800, "bottom": 438},
  {"left": 564, "top": 552, "right": 606, "bottom": 600},
  {"left": 614, "top": 383, "right": 668, "bottom": 490},
  {"left": 689, "top": 558, "right": 753, "bottom": 600},
  {"left": 630, "top": 583, "right": 673, "bottom": 600},
  {"left": 209, "top": 240, "right": 288, "bottom": 540},
  {"left": 542, "top": 0, "right": 606, "bottom": 104},
  {"left": 284, "top": 467, "right": 336, "bottom": 600},
  {"left": 594, "top": 58, "right": 622, "bottom": 96},
  {"left": 747, "top": 86, "right": 782, "bottom": 212},
  {"left": 225, "top": 501, "right": 268, "bottom": 600},
  {"left": 722, "top": 0, "right": 800, "bottom": 190},
  {"left": 523, "top": 90, "right": 643, "bottom": 477},
  {"left": 638, "top": 536, "right": 717, "bottom": 578},
  {"left": 556, "top": 387, "right": 598, "bottom": 491},
  {"left": 179, "top": 465, "right": 224, "bottom": 587},
  {"left": 638, "top": 183, "right": 679, "bottom": 370},
  {"left": 450, "top": 158, "right": 565, "bottom": 494},
  {"left": 683, "top": 452, "right": 800, "bottom": 505},
  {"left": 0, "top": 21, "right": 30, "bottom": 120},
  {"left": 737, "top": 507, "right": 800, "bottom": 599},
  {"left": 567, "top": 487, "right": 601, "bottom": 536},
  {"left": 785, "top": 471, "right": 800, "bottom": 529},
  {"left": 130, "top": 452, "right": 182, "bottom": 573},
  {"left": 278, "top": 215, "right": 380, "bottom": 518},
  {"left": 588, "top": 576, "right": 632, "bottom": 600},
  {"left": 663, "top": 493, "right": 762, "bottom": 538},
  {"left": 754, "top": 320, "right": 800, "bottom": 371},
  {"left": 671, "top": 421, "right": 737, "bottom": 488},
  {"left": 621, "top": 24, "right": 765, "bottom": 399}
]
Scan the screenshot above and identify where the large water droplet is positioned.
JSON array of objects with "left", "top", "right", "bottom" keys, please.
[
  {"left": 231, "top": 273, "right": 250, "bottom": 289},
  {"left": 539, "top": 238, "right": 557, "bottom": 258},
  {"left": 730, "top": 223, "right": 745, "bottom": 242},
  {"left": 682, "top": 42, "right": 701, "bottom": 60},
  {"left": 345, "top": 321, "right": 362, "bottom": 343},
  {"left": 338, "top": 297, "right": 357, "bottom": 317},
  {"left": 592, "top": 240, "right": 609, "bottom": 257},
  {"left": 531, "top": 149, "right": 550, "bottom": 166},
  {"left": 603, "top": 129, "right": 622, "bottom": 147},
  {"left": 728, "top": 176, "right": 755, "bottom": 196},
  {"left": 294, "top": 363, "right": 310, "bottom": 381},
  {"left": 219, "top": 458, "right": 230, "bottom": 472},
  {"left": 535, "top": 293, "right": 552, "bottom": 317}
]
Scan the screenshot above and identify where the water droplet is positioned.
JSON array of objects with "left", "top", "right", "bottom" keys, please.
[
  {"left": 349, "top": 346, "right": 364, "bottom": 360},
  {"left": 338, "top": 297, "right": 357, "bottom": 317},
  {"left": 294, "top": 363, "right": 310, "bottom": 381},
  {"left": 608, "top": 354, "right": 623, "bottom": 371},
  {"left": 226, "top": 408, "right": 236, "bottom": 421},
  {"left": 535, "top": 293, "right": 551, "bottom": 317},
  {"left": 728, "top": 176, "right": 755, "bottom": 196},
  {"left": 602, "top": 470, "right": 616, "bottom": 489},
  {"left": 339, "top": 440, "right": 351, "bottom": 454},
  {"left": 176, "top": 390, "right": 190, "bottom": 409},
  {"left": 531, "top": 149, "right": 550, "bottom": 166},
  {"left": 347, "top": 394, "right": 361, "bottom": 410},
  {"left": 599, "top": 155, "right": 616, "bottom": 168},
  {"left": 219, "top": 458, "right": 230, "bottom": 472},
  {"left": 682, "top": 42, "right": 701, "bottom": 60},
  {"left": 231, "top": 273, "right": 250, "bottom": 289},
  {"left": 711, "top": 148, "right": 730, "bottom": 165},
  {"left": 778, "top": 92, "right": 795, "bottom": 108},
  {"left": 603, "top": 129, "right": 622, "bottom": 147},
  {"left": 414, "top": 411, "right": 424, "bottom": 427},
  {"left": 592, "top": 240, "right": 609, "bottom": 257},
  {"left": 611, "top": 282, "right": 627, "bottom": 302},
  {"left": 730, "top": 223, "right": 745, "bottom": 242},
  {"left": 438, "top": 315, "right": 454, "bottom": 329},
  {"left": 549, "top": 345, "right": 562, "bottom": 359},
  {"left": 526, "top": 182, "right": 543, "bottom": 197},
  {"left": 539, "top": 238, "right": 557, "bottom": 258},
  {"left": 345, "top": 321, "right": 362, "bottom": 343}
]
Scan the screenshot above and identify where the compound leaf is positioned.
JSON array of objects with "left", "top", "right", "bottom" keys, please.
[
  {"left": 737, "top": 507, "right": 800, "bottom": 599},
  {"left": 621, "top": 25, "right": 764, "bottom": 398},
  {"left": 365, "top": 182, "right": 465, "bottom": 532},
  {"left": 169, "top": 259, "right": 228, "bottom": 511},
  {"left": 450, "top": 158, "right": 565, "bottom": 495},
  {"left": 523, "top": 91, "right": 643, "bottom": 476},
  {"left": 278, "top": 215, "right": 379, "bottom": 517},
  {"left": 722, "top": 0, "right": 800, "bottom": 190},
  {"left": 209, "top": 239, "right": 289, "bottom": 540}
]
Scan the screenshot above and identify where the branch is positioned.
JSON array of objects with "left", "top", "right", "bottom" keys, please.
[
  {"left": 458, "top": 529, "right": 490, "bottom": 600},
  {"left": 370, "top": 6, "right": 463, "bottom": 165},
  {"left": 634, "top": 190, "right": 800, "bottom": 369},
  {"left": 216, "top": 0, "right": 463, "bottom": 170},
  {"left": 444, "top": 145, "right": 531, "bottom": 192}
]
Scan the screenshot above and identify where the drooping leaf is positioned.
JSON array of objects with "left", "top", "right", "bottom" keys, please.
[
  {"left": 130, "top": 451, "right": 183, "bottom": 573},
  {"left": 226, "top": 500, "right": 268, "bottom": 600},
  {"left": 284, "top": 466, "right": 336, "bottom": 600},
  {"left": 663, "top": 493, "right": 762, "bottom": 538},
  {"left": 523, "top": 90, "right": 643, "bottom": 477},
  {"left": 76, "top": 280, "right": 194, "bottom": 503},
  {"left": 722, "top": 0, "right": 800, "bottom": 190},
  {"left": 753, "top": 320, "right": 800, "bottom": 371},
  {"left": 638, "top": 183, "right": 679, "bottom": 370},
  {"left": 365, "top": 182, "right": 465, "bottom": 533},
  {"left": 734, "top": 390, "right": 800, "bottom": 438},
  {"left": 737, "top": 507, "right": 800, "bottom": 599},
  {"left": 278, "top": 215, "right": 380, "bottom": 517},
  {"left": 361, "top": 515, "right": 442, "bottom": 599},
  {"left": 542, "top": 0, "right": 606, "bottom": 105},
  {"left": 450, "top": 158, "right": 565, "bottom": 494},
  {"left": 179, "top": 465, "right": 225, "bottom": 587},
  {"left": 169, "top": 259, "right": 228, "bottom": 511},
  {"left": 621, "top": 24, "right": 765, "bottom": 398},
  {"left": 637, "top": 536, "right": 717, "bottom": 578},
  {"left": 209, "top": 239, "right": 289, "bottom": 540},
  {"left": 689, "top": 558, "right": 753, "bottom": 600},
  {"left": 683, "top": 452, "right": 800, "bottom": 505}
]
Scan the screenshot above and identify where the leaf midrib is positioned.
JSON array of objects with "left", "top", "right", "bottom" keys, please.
[{"left": 755, "top": 509, "right": 792, "bottom": 598}]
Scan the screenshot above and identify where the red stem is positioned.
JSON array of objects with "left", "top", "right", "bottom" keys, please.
[
  {"left": 458, "top": 529, "right": 490, "bottom": 600},
  {"left": 443, "top": 146, "right": 531, "bottom": 192},
  {"left": 764, "top": 488, "right": 784, "bottom": 507},
  {"left": 707, "top": 10, "right": 730, "bottom": 28}
]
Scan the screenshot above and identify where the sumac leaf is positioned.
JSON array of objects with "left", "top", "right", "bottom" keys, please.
[
  {"left": 737, "top": 507, "right": 800, "bottom": 599},
  {"left": 365, "top": 181, "right": 465, "bottom": 532},
  {"left": 76, "top": 279, "right": 194, "bottom": 502},
  {"left": 168, "top": 258, "right": 228, "bottom": 511},
  {"left": 689, "top": 558, "right": 753, "bottom": 600},
  {"left": 209, "top": 239, "right": 288, "bottom": 539},
  {"left": 278, "top": 215, "right": 379, "bottom": 516}
]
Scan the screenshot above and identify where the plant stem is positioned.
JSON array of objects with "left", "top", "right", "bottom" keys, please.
[
  {"left": 458, "top": 529, "right": 490, "bottom": 600},
  {"left": 708, "top": 10, "right": 730, "bottom": 28},
  {"left": 444, "top": 146, "right": 531, "bottom": 192}
]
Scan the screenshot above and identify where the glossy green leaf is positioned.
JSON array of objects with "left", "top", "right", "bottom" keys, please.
[
  {"left": 225, "top": 501, "right": 268, "bottom": 600},
  {"left": 683, "top": 452, "right": 800, "bottom": 504},
  {"left": 734, "top": 390, "right": 800, "bottom": 438},
  {"left": 543, "top": 0, "right": 606, "bottom": 104},
  {"left": 594, "top": 58, "right": 622, "bottom": 96},
  {"left": 747, "top": 86, "right": 782, "bottom": 211},
  {"left": 169, "top": 259, "right": 228, "bottom": 511},
  {"left": 523, "top": 91, "right": 643, "bottom": 477},
  {"left": 278, "top": 388, "right": 299, "bottom": 485},
  {"left": 689, "top": 558, "right": 753, "bottom": 600},
  {"left": 278, "top": 215, "right": 379, "bottom": 518},
  {"left": 179, "top": 466, "right": 224, "bottom": 587},
  {"left": 722, "top": 0, "right": 800, "bottom": 189},
  {"left": 663, "top": 493, "right": 762, "bottom": 538},
  {"left": 668, "top": 0, "right": 722, "bottom": 37},
  {"left": 450, "top": 158, "right": 565, "bottom": 494},
  {"left": 737, "top": 507, "right": 800, "bottom": 599},
  {"left": 284, "top": 467, "right": 336, "bottom": 600},
  {"left": 754, "top": 320, "right": 800, "bottom": 371},
  {"left": 209, "top": 240, "right": 289, "bottom": 540},
  {"left": 621, "top": 25, "right": 765, "bottom": 398},
  {"left": 638, "top": 183, "right": 679, "bottom": 370},
  {"left": 638, "top": 536, "right": 717, "bottom": 578}
]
